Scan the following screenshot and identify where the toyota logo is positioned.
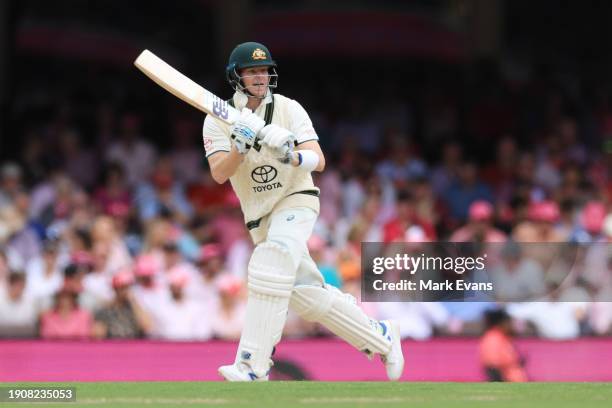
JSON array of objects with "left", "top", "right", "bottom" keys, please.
[{"left": 251, "top": 165, "right": 278, "bottom": 184}]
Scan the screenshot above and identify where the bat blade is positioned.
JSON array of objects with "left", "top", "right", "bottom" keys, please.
[{"left": 134, "top": 50, "right": 239, "bottom": 125}]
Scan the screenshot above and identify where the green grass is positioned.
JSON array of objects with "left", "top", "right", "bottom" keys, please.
[{"left": 2, "top": 382, "right": 611, "bottom": 408}]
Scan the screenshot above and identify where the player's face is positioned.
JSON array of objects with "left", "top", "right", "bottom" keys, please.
[{"left": 241, "top": 66, "right": 270, "bottom": 98}]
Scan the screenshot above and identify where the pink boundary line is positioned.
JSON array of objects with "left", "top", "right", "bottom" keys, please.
[{"left": 1, "top": 338, "right": 611, "bottom": 382}]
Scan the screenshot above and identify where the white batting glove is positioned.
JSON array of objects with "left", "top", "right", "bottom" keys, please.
[
  {"left": 276, "top": 143, "right": 295, "bottom": 165},
  {"left": 230, "top": 108, "right": 266, "bottom": 155},
  {"left": 259, "top": 124, "right": 296, "bottom": 151}
]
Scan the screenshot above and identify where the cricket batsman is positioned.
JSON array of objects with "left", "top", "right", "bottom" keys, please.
[{"left": 203, "top": 41, "right": 404, "bottom": 381}]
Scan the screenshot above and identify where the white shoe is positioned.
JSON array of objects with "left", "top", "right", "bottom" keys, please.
[
  {"left": 379, "top": 320, "right": 404, "bottom": 381},
  {"left": 218, "top": 363, "right": 269, "bottom": 382}
]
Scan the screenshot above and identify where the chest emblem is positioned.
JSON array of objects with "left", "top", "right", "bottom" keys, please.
[{"left": 251, "top": 165, "right": 278, "bottom": 183}]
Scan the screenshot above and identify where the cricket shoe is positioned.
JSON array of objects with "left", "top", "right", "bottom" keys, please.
[
  {"left": 379, "top": 320, "right": 404, "bottom": 381},
  {"left": 218, "top": 362, "right": 270, "bottom": 382}
]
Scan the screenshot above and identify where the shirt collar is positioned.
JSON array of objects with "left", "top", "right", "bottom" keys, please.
[{"left": 232, "top": 89, "right": 273, "bottom": 111}]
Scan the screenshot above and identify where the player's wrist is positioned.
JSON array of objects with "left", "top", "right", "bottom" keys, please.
[
  {"left": 291, "top": 151, "right": 301, "bottom": 167},
  {"left": 231, "top": 143, "right": 248, "bottom": 158},
  {"left": 294, "top": 149, "right": 319, "bottom": 171}
]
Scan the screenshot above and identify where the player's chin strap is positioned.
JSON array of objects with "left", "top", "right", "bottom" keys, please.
[
  {"left": 230, "top": 66, "right": 278, "bottom": 99},
  {"left": 227, "top": 95, "right": 275, "bottom": 152}
]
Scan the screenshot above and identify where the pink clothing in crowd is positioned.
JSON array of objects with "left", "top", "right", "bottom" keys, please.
[
  {"left": 210, "top": 300, "right": 246, "bottom": 341},
  {"left": 450, "top": 226, "right": 507, "bottom": 243},
  {"left": 40, "top": 309, "right": 93, "bottom": 339}
]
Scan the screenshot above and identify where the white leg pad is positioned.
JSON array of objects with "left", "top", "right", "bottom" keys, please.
[
  {"left": 235, "top": 241, "right": 295, "bottom": 378},
  {"left": 290, "top": 284, "right": 391, "bottom": 355}
]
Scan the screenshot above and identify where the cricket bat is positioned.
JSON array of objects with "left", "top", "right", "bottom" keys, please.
[{"left": 134, "top": 49, "right": 239, "bottom": 125}]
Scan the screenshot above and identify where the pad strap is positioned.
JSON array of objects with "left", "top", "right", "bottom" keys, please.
[{"left": 290, "top": 284, "right": 391, "bottom": 356}]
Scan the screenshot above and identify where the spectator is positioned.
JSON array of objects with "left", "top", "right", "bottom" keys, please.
[
  {"left": 90, "top": 215, "right": 131, "bottom": 275},
  {"left": 19, "top": 134, "right": 49, "bottom": 185},
  {"left": 61, "top": 263, "right": 88, "bottom": 297},
  {"left": 81, "top": 241, "right": 116, "bottom": 312},
  {"left": 134, "top": 156, "right": 193, "bottom": 224},
  {"left": 58, "top": 130, "right": 99, "bottom": 189},
  {"left": 187, "top": 168, "right": 231, "bottom": 217},
  {"left": 28, "top": 171, "right": 75, "bottom": 228},
  {"left": 169, "top": 118, "right": 202, "bottom": 184},
  {"left": 142, "top": 217, "right": 172, "bottom": 257},
  {"left": 340, "top": 165, "right": 368, "bottom": 220},
  {"left": 154, "top": 266, "right": 211, "bottom": 340},
  {"left": 558, "top": 116, "right": 587, "bottom": 165},
  {"left": 39, "top": 286, "right": 93, "bottom": 339},
  {"left": 376, "top": 136, "right": 427, "bottom": 184},
  {"left": 489, "top": 241, "right": 546, "bottom": 302},
  {"left": 479, "top": 309, "right": 527, "bottom": 382},
  {"left": 507, "top": 293, "right": 583, "bottom": 340},
  {"left": 581, "top": 216, "right": 612, "bottom": 297},
  {"left": 130, "top": 254, "right": 167, "bottom": 336},
  {"left": 450, "top": 201, "right": 507, "bottom": 243},
  {"left": 334, "top": 195, "right": 385, "bottom": 248},
  {"left": 0, "top": 163, "right": 23, "bottom": 207},
  {"left": 316, "top": 168, "right": 343, "bottom": 230},
  {"left": 0, "top": 271, "right": 39, "bottom": 337},
  {"left": 67, "top": 228, "right": 93, "bottom": 256},
  {"left": 210, "top": 274, "right": 246, "bottom": 340},
  {"left": 308, "top": 235, "right": 341, "bottom": 288},
  {"left": 93, "top": 268, "right": 152, "bottom": 339},
  {"left": 443, "top": 161, "right": 494, "bottom": 223},
  {"left": 2, "top": 191, "right": 41, "bottom": 265},
  {"left": 430, "top": 140, "right": 462, "bottom": 197},
  {"left": 513, "top": 200, "right": 567, "bottom": 243},
  {"left": 569, "top": 201, "right": 607, "bottom": 243},
  {"left": 25, "top": 238, "right": 66, "bottom": 304},
  {"left": 412, "top": 177, "right": 444, "bottom": 234},
  {"left": 589, "top": 279, "right": 612, "bottom": 336},
  {"left": 0, "top": 251, "right": 8, "bottom": 288},
  {"left": 383, "top": 190, "right": 436, "bottom": 243},
  {"left": 105, "top": 114, "right": 156, "bottom": 186},
  {"left": 159, "top": 239, "right": 199, "bottom": 286},
  {"left": 482, "top": 136, "right": 519, "bottom": 203},
  {"left": 533, "top": 136, "right": 563, "bottom": 192},
  {"left": 93, "top": 162, "right": 132, "bottom": 218},
  {"left": 189, "top": 243, "right": 225, "bottom": 302}
]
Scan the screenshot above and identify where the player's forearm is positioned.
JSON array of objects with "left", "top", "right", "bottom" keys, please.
[{"left": 208, "top": 146, "right": 245, "bottom": 184}]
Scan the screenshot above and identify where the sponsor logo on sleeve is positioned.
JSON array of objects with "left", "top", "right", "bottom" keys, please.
[{"left": 203, "top": 137, "right": 213, "bottom": 152}]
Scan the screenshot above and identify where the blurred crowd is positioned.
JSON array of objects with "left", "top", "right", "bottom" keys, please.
[{"left": 1, "top": 58, "right": 612, "bottom": 342}]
